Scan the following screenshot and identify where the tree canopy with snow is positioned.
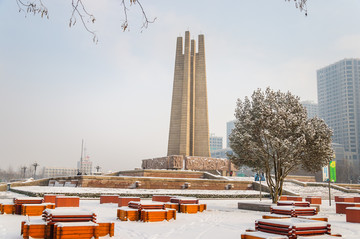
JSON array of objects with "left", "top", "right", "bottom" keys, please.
[{"left": 229, "top": 88, "right": 333, "bottom": 203}]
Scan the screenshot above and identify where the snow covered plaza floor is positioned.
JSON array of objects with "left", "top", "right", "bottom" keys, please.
[{"left": 1, "top": 184, "right": 360, "bottom": 238}]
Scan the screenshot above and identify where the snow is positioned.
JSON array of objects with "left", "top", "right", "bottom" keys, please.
[
  {"left": 2, "top": 182, "right": 360, "bottom": 238},
  {"left": 11, "top": 186, "right": 264, "bottom": 196}
]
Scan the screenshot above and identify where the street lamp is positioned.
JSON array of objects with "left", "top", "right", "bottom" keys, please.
[{"left": 32, "top": 162, "right": 39, "bottom": 179}]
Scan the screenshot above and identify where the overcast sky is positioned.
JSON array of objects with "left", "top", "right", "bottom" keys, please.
[{"left": 1, "top": 0, "right": 360, "bottom": 173}]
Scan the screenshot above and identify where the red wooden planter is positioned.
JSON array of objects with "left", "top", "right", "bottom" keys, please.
[
  {"left": 100, "top": 195, "right": 119, "bottom": 204},
  {"left": 335, "top": 202, "right": 360, "bottom": 214},
  {"left": 118, "top": 197, "right": 140, "bottom": 207},
  {"left": 55, "top": 196, "right": 80, "bottom": 207},
  {"left": 346, "top": 207, "right": 360, "bottom": 223},
  {"left": 305, "top": 196, "right": 322, "bottom": 205},
  {"left": 152, "top": 195, "right": 173, "bottom": 202}
]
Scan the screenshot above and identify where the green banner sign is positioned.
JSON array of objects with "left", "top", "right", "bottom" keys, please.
[{"left": 329, "top": 160, "right": 336, "bottom": 182}]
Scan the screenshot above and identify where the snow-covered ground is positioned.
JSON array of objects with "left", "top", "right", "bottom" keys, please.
[
  {"left": 11, "top": 186, "right": 264, "bottom": 197},
  {"left": 1, "top": 186, "right": 360, "bottom": 239}
]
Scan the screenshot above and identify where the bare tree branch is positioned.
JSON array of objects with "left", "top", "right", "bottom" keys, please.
[
  {"left": 15, "top": 0, "right": 156, "bottom": 43},
  {"left": 286, "top": 0, "right": 308, "bottom": 16}
]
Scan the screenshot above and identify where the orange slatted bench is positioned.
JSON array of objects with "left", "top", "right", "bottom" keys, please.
[
  {"left": 128, "top": 201, "right": 165, "bottom": 210},
  {"left": 262, "top": 214, "right": 292, "bottom": 219},
  {"left": 21, "top": 219, "right": 47, "bottom": 239},
  {"left": 1, "top": 203, "right": 15, "bottom": 214},
  {"left": 97, "top": 222, "right": 115, "bottom": 237},
  {"left": 44, "top": 194, "right": 64, "bottom": 204},
  {"left": 164, "top": 202, "right": 180, "bottom": 211},
  {"left": 141, "top": 209, "right": 176, "bottom": 222},
  {"left": 277, "top": 201, "right": 310, "bottom": 207},
  {"left": 53, "top": 222, "right": 98, "bottom": 239},
  {"left": 14, "top": 198, "right": 45, "bottom": 215},
  {"left": 335, "top": 202, "right": 360, "bottom": 214},
  {"left": 43, "top": 203, "right": 56, "bottom": 209},
  {"left": 100, "top": 195, "right": 119, "bottom": 204},
  {"left": 346, "top": 207, "right": 360, "bottom": 223},
  {"left": 180, "top": 204, "right": 199, "bottom": 214},
  {"left": 335, "top": 196, "right": 355, "bottom": 203},
  {"left": 305, "top": 196, "right": 322, "bottom": 205},
  {"left": 354, "top": 197, "right": 360, "bottom": 203},
  {"left": 297, "top": 235, "right": 343, "bottom": 238},
  {"left": 255, "top": 218, "right": 331, "bottom": 239},
  {"left": 271, "top": 206, "right": 317, "bottom": 217},
  {"left": 43, "top": 208, "right": 97, "bottom": 239},
  {"left": 152, "top": 195, "right": 173, "bottom": 202},
  {"left": 297, "top": 215, "right": 328, "bottom": 222},
  {"left": 118, "top": 197, "right": 140, "bottom": 207},
  {"left": 241, "top": 231, "right": 288, "bottom": 239},
  {"left": 21, "top": 204, "right": 47, "bottom": 216},
  {"left": 55, "top": 196, "right": 80, "bottom": 208},
  {"left": 198, "top": 204, "right": 207, "bottom": 212},
  {"left": 170, "top": 197, "right": 199, "bottom": 205},
  {"left": 117, "top": 207, "right": 140, "bottom": 221}
]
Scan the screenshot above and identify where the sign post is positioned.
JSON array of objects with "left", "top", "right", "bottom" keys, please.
[{"left": 328, "top": 160, "right": 336, "bottom": 206}]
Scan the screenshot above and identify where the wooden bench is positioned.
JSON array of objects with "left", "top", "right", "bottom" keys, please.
[
  {"left": 44, "top": 194, "right": 64, "bottom": 204},
  {"left": 180, "top": 204, "right": 200, "bottom": 214},
  {"left": 152, "top": 195, "right": 173, "bottom": 202},
  {"left": 305, "top": 196, "right": 322, "bottom": 205},
  {"left": 277, "top": 201, "right": 310, "bottom": 207},
  {"left": 55, "top": 196, "right": 80, "bottom": 207},
  {"left": 117, "top": 207, "right": 140, "bottom": 221},
  {"left": 21, "top": 219, "right": 47, "bottom": 239},
  {"left": 164, "top": 202, "right": 180, "bottom": 211},
  {"left": 1, "top": 203, "right": 15, "bottom": 214},
  {"left": 128, "top": 201, "right": 165, "bottom": 210},
  {"left": 198, "top": 204, "right": 207, "bottom": 212},
  {"left": 346, "top": 207, "right": 360, "bottom": 223},
  {"left": 140, "top": 209, "right": 176, "bottom": 222},
  {"left": 241, "top": 231, "right": 288, "bottom": 239},
  {"left": 279, "top": 196, "right": 302, "bottom": 202},
  {"left": 21, "top": 204, "right": 46, "bottom": 216},
  {"left": 100, "top": 195, "right": 119, "bottom": 204},
  {"left": 255, "top": 218, "right": 331, "bottom": 239},
  {"left": 270, "top": 206, "right": 317, "bottom": 217},
  {"left": 335, "top": 196, "right": 355, "bottom": 203},
  {"left": 53, "top": 222, "right": 98, "bottom": 239},
  {"left": 335, "top": 202, "right": 360, "bottom": 214},
  {"left": 97, "top": 222, "right": 115, "bottom": 237},
  {"left": 14, "top": 198, "right": 45, "bottom": 215},
  {"left": 262, "top": 214, "right": 291, "bottom": 219},
  {"left": 118, "top": 197, "right": 140, "bottom": 207}
]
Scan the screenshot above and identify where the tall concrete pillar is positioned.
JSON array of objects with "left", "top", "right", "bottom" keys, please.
[{"left": 167, "top": 31, "right": 210, "bottom": 157}]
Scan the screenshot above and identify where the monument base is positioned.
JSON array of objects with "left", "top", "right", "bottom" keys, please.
[{"left": 142, "top": 155, "right": 238, "bottom": 174}]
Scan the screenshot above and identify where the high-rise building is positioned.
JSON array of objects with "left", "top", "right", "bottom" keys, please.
[
  {"left": 77, "top": 156, "right": 93, "bottom": 175},
  {"left": 210, "top": 133, "right": 223, "bottom": 152},
  {"left": 167, "top": 31, "right": 210, "bottom": 157},
  {"left": 301, "top": 101, "right": 318, "bottom": 119},
  {"left": 317, "top": 58, "right": 360, "bottom": 168},
  {"left": 226, "top": 120, "right": 235, "bottom": 148}
]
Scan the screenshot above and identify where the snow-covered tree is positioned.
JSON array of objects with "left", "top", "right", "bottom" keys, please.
[{"left": 229, "top": 88, "right": 333, "bottom": 203}]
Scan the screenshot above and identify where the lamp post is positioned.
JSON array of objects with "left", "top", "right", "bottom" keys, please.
[{"left": 33, "top": 162, "right": 39, "bottom": 179}]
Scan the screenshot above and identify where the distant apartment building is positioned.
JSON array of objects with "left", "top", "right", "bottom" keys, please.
[
  {"left": 210, "top": 133, "right": 223, "bottom": 152},
  {"left": 317, "top": 58, "right": 360, "bottom": 181},
  {"left": 226, "top": 120, "right": 235, "bottom": 148},
  {"left": 43, "top": 167, "right": 77, "bottom": 178},
  {"left": 301, "top": 101, "right": 318, "bottom": 118}
]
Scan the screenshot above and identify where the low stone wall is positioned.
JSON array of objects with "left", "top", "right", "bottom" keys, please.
[
  {"left": 80, "top": 175, "right": 253, "bottom": 190},
  {"left": 142, "top": 155, "right": 238, "bottom": 172},
  {"left": 117, "top": 169, "right": 205, "bottom": 179}
]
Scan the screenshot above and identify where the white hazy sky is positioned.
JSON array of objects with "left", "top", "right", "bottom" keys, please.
[{"left": 1, "top": 0, "right": 360, "bottom": 173}]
